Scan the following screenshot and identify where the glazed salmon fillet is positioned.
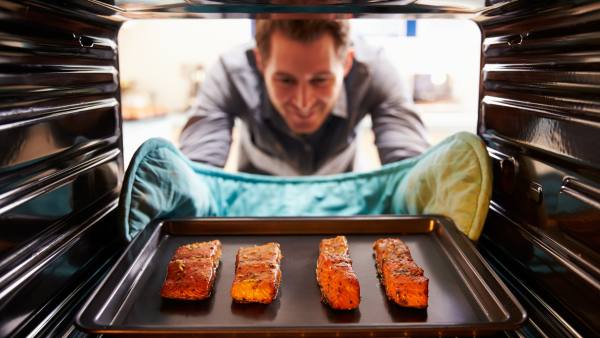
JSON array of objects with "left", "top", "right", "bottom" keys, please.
[
  {"left": 316, "top": 236, "right": 360, "bottom": 310},
  {"left": 373, "top": 238, "right": 429, "bottom": 309},
  {"left": 160, "top": 240, "right": 222, "bottom": 300},
  {"left": 231, "top": 242, "right": 282, "bottom": 304}
]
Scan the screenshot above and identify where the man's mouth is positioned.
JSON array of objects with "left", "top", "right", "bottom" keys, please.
[
  {"left": 295, "top": 110, "right": 315, "bottom": 120},
  {"left": 287, "top": 105, "right": 320, "bottom": 120}
]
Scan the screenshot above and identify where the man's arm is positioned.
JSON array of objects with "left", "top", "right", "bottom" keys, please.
[
  {"left": 179, "top": 58, "right": 238, "bottom": 168},
  {"left": 367, "top": 52, "right": 430, "bottom": 164}
]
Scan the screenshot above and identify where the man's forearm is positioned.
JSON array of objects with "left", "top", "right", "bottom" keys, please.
[
  {"left": 179, "top": 115, "right": 233, "bottom": 168},
  {"left": 373, "top": 106, "right": 430, "bottom": 164}
]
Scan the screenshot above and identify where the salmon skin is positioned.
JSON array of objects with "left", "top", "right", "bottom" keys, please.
[
  {"left": 316, "top": 236, "right": 360, "bottom": 310},
  {"left": 160, "top": 240, "right": 222, "bottom": 300},
  {"left": 373, "top": 238, "right": 429, "bottom": 309},
  {"left": 231, "top": 242, "right": 282, "bottom": 304}
]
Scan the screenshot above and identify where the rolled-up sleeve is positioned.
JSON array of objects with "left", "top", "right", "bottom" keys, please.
[
  {"left": 367, "top": 52, "right": 430, "bottom": 164},
  {"left": 179, "top": 58, "right": 238, "bottom": 168}
]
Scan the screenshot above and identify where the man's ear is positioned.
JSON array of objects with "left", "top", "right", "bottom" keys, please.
[
  {"left": 343, "top": 48, "right": 354, "bottom": 76},
  {"left": 253, "top": 48, "right": 264, "bottom": 74}
]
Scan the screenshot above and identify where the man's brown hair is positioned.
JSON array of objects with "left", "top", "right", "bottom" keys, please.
[{"left": 255, "top": 19, "right": 350, "bottom": 60}]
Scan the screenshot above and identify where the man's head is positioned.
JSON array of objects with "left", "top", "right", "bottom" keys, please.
[{"left": 254, "top": 19, "right": 353, "bottom": 135}]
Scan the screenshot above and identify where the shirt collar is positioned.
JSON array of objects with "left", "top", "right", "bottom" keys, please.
[{"left": 331, "top": 85, "right": 348, "bottom": 119}]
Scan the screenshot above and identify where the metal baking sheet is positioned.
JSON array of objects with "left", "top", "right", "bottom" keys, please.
[{"left": 76, "top": 216, "right": 526, "bottom": 336}]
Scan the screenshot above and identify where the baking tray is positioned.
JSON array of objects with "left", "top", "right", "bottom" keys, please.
[{"left": 76, "top": 216, "right": 526, "bottom": 336}]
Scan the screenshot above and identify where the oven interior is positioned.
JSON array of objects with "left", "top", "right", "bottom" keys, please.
[{"left": 0, "top": 0, "right": 598, "bottom": 337}]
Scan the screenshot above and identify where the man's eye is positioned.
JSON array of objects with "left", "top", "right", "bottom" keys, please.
[
  {"left": 310, "top": 78, "right": 330, "bottom": 86},
  {"left": 277, "top": 77, "right": 296, "bottom": 86}
]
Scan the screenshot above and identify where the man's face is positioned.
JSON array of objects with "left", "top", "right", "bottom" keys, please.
[{"left": 257, "top": 31, "right": 352, "bottom": 135}]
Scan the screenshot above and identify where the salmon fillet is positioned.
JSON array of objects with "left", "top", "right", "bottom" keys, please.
[
  {"left": 231, "top": 242, "right": 282, "bottom": 304},
  {"left": 172, "top": 240, "right": 222, "bottom": 262},
  {"left": 161, "top": 240, "right": 222, "bottom": 300},
  {"left": 316, "top": 236, "right": 360, "bottom": 310},
  {"left": 373, "top": 238, "right": 428, "bottom": 309}
]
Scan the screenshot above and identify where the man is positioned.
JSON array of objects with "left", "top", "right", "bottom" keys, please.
[{"left": 179, "top": 19, "right": 429, "bottom": 176}]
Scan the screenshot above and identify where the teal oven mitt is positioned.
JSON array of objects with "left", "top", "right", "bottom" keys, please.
[{"left": 119, "top": 132, "right": 492, "bottom": 242}]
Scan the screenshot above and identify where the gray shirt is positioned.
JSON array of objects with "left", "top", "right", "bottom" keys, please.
[{"left": 179, "top": 42, "right": 429, "bottom": 176}]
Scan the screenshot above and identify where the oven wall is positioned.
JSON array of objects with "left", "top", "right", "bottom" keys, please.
[
  {"left": 1, "top": 0, "right": 598, "bottom": 337},
  {"left": 0, "top": 1, "right": 124, "bottom": 336},
  {"left": 476, "top": 1, "right": 600, "bottom": 337}
]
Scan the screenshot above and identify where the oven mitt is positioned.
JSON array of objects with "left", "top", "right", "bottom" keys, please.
[{"left": 119, "top": 131, "right": 491, "bottom": 242}]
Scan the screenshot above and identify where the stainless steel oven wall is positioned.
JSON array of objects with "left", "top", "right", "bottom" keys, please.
[
  {"left": 476, "top": 1, "right": 600, "bottom": 337},
  {"left": 1, "top": 0, "right": 598, "bottom": 337},
  {"left": 0, "top": 1, "right": 124, "bottom": 337}
]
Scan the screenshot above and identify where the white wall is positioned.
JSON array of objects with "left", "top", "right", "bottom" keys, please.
[
  {"left": 351, "top": 19, "right": 481, "bottom": 144},
  {"left": 119, "top": 19, "right": 253, "bottom": 113}
]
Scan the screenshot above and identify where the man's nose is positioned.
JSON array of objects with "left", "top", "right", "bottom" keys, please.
[{"left": 295, "top": 82, "right": 313, "bottom": 109}]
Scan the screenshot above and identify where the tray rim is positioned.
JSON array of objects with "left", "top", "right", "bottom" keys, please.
[{"left": 75, "top": 215, "right": 527, "bottom": 335}]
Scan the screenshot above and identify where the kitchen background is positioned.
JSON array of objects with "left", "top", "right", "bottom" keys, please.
[{"left": 118, "top": 18, "right": 481, "bottom": 171}]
